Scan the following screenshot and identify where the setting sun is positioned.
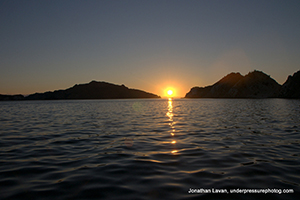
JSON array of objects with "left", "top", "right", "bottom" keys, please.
[{"left": 164, "top": 87, "right": 176, "bottom": 97}]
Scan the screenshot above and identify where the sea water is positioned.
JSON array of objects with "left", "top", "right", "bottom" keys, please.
[{"left": 0, "top": 99, "right": 299, "bottom": 199}]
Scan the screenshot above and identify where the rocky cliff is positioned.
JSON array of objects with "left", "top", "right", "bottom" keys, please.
[
  {"left": 25, "top": 81, "right": 160, "bottom": 100},
  {"left": 185, "top": 70, "right": 283, "bottom": 98}
]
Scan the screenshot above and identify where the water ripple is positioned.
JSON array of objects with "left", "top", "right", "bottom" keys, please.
[{"left": 0, "top": 99, "right": 299, "bottom": 199}]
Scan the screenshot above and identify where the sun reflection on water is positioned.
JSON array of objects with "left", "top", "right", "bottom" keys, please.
[
  {"left": 166, "top": 98, "right": 173, "bottom": 121},
  {"left": 166, "top": 98, "right": 177, "bottom": 154}
]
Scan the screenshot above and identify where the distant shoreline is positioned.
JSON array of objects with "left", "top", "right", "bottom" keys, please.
[{"left": 1, "top": 69, "right": 300, "bottom": 101}]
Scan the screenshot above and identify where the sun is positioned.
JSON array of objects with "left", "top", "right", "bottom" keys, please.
[
  {"left": 164, "top": 87, "right": 175, "bottom": 97},
  {"left": 167, "top": 90, "right": 173, "bottom": 96}
]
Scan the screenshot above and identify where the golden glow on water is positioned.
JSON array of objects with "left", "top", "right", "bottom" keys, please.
[
  {"left": 166, "top": 111, "right": 173, "bottom": 120},
  {"left": 166, "top": 99, "right": 173, "bottom": 121},
  {"left": 166, "top": 98, "right": 177, "bottom": 154},
  {"left": 167, "top": 98, "right": 173, "bottom": 124}
]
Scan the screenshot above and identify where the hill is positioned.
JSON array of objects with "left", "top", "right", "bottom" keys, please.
[
  {"left": 17, "top": 81, "right": 160, "bottom": 100},
  {"left": 25, "top": 81, "right": 160, "bottom": 100},
  {"left": 185, "top": 70, "right": 285, "bottom": 98}
]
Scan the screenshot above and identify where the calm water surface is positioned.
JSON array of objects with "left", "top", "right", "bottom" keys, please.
[{"left": 0, "top": 99, "right": 299, "bottom": 199}]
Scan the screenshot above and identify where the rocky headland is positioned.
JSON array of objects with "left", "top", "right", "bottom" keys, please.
[{"left": 185, "top": 70, "right": 300, "bottom": 98}]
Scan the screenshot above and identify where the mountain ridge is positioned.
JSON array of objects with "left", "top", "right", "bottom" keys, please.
[
  {"left": 0, "top": 81, "right": 160, "bottom": 100},
  {"left": 185, "top": 70, "right": 299, "bottom": 98}
]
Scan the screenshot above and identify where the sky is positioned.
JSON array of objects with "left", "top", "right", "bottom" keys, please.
[{"left": 1, "top": 0, "right": 300, "bottom": 97}]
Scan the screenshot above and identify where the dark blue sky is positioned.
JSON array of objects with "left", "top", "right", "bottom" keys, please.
[{"left": 1, "top": 0, "right": 300, "bottom": 96}]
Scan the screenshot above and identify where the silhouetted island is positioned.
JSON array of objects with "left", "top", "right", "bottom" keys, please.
[
  {"left": 185, "top": 70, "right": 300, "bottom": 98},
  {"left": 0, "top": 81, "right": 160, "bottom": 101}
]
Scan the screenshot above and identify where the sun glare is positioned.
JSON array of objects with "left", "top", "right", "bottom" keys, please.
[{"left": 165, "top": 88, "right": 175, "bottom": 97}]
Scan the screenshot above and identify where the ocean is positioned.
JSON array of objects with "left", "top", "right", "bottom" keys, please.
[{"left": 0, "top": 99, "right": 299, "bottom": 199}]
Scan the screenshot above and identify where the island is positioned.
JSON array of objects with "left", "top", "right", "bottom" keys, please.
[
  {"left": 0, "top": 81, "right": 160, "bottom": 100},
  {"left": 185, "top": 70, "right": 300, "bottom": 99}
]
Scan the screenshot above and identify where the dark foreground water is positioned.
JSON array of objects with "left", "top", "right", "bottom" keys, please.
[{"left": 0, "top": 99, "right": 299, "bottom": 200}]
